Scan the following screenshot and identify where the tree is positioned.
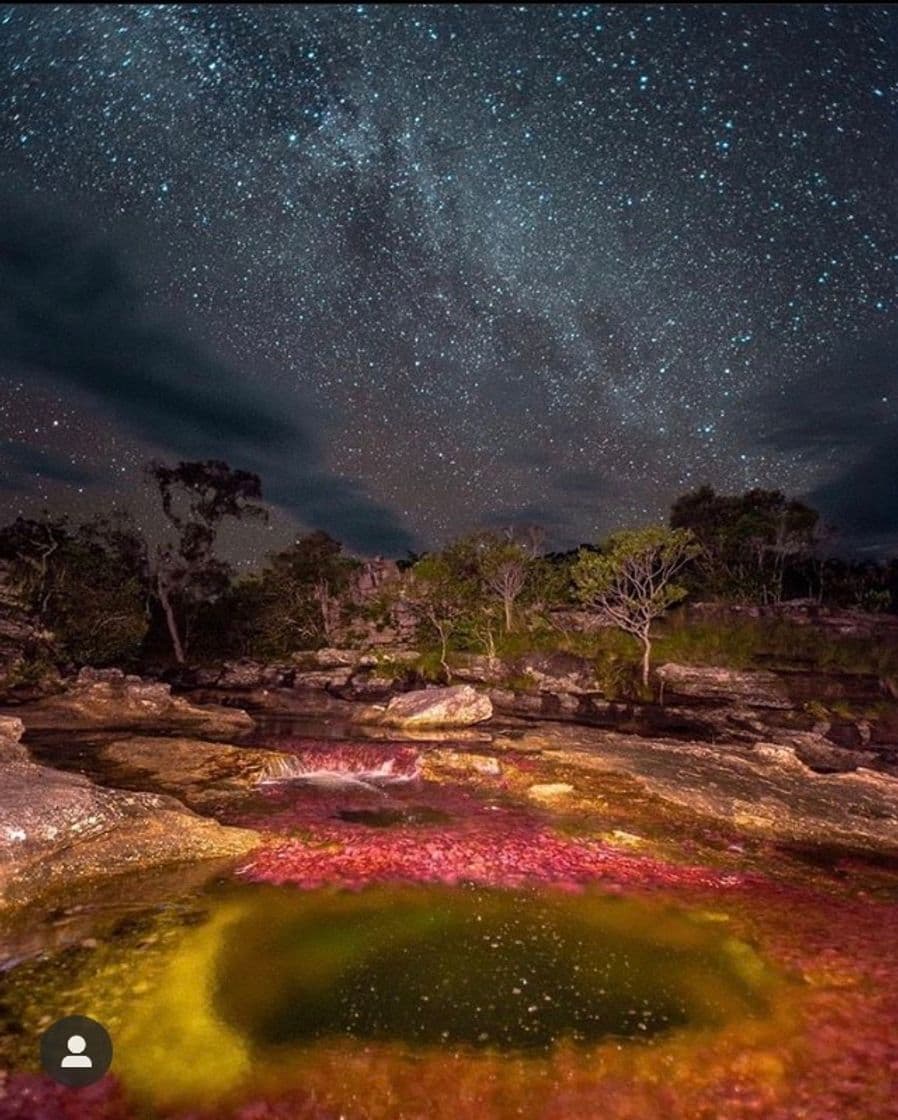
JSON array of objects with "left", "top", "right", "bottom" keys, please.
[
  {"left": 572, "top": 526, "right": 699, "bottom": 687},
  {"left": 261, "top": 531, "right": 356, "bottom": 651},
  {"left": 403, "top": 552, "right": 479, "bottom": 678},
  {"left": 472, "top": 527, "right": 543, "bottom": 634},
  {"left": 670, "top": 486, "right": 819, "bottom": 603},
  {"left": 0, "top": 514, "right": 68, "bottom": 617},
  {"left": 48, "top": 514, "right": 150, "bottom": 664},
  {"left": 148, "top": 460, "right": 266, "bottom": 663},
  {"left": 0, "top": 512, "right": 149, "bottom": 665}
]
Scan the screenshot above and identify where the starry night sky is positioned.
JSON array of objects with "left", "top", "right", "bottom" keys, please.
[{"left": 1, "top": 4, "right": 896, "bottom": 561}]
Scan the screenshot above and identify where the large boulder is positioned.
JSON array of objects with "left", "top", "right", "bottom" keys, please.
[
  {"left": 359, "top": 685, "right": 493, "bottom": 728},
  {"left": 656, "top": 663, "right": 793, "bottom": 709},
  {"left": 0, "top": 722, "right": 259, "bottom": 908},
  {"left": 15, "top": 667, "right": 254, "bottom": 737}
]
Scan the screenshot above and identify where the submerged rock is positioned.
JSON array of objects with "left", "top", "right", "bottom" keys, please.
[
  {"left": 15, "top": 667, "right": 254, "bottom": 737},
  {"left": 527, "top": 782, "right": 575, "bottom": 802},
  {"left": 0, "top": 721, "right": 259, "bottom": 908},
  {"left": 358, "top": 684, "right": 493, "bottom": 728},
  {"left": 420, "top": 749, "right": 502, "bottom": 779}
]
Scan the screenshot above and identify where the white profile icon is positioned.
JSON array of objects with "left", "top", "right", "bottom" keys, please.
[{"left": 60, "top": 1034, "right": 93, "bottom": 1069}]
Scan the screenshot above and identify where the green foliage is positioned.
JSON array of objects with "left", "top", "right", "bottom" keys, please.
[
  {"left": 651, "top": 613, "right": 898, "bottom": 677},
  {"left": 403, "top": 550, "right": 485, "bottom": 673},
  {"left": 573, "top": 527, "right": 698, "bottom": 617},
  {"left": 572, "top": 527, "right": 699, "bottom": 685},
  {"left": 670, "top": 486, "right": 820, "bottom": 603},
  {"left": 195, "top": 531, "right": 359, "bottom": 659}
]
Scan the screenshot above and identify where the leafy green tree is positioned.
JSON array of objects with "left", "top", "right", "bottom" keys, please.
[
  {"left": 259, "top": 531, "right": 357, "bottom": 652},
  {"left": 572, "top": 526, "right": 699, "bottom": 687},
  {"left": 48, "top": 514, "right": 149, "bottom": 664},
  {"left": 148, "top": 460, "right": 266, "bottom": 663},
  {"left": 469, "top": 527, "right": 544, "bottom": 634},
  {"left": 527, "top": 552, "right": 576, "bottom": 631}
]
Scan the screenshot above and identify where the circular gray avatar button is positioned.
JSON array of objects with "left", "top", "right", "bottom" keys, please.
[{"left": 40, "top": 1015, "right": 113, "bottom": 1088}]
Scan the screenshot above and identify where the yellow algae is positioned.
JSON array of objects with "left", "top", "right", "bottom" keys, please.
[
  {"left": 112, "top": 902, "right": 252, "bottom": 1107},
  {"left": 0, "top": 884, "right": 797, "bottom": 1117}
]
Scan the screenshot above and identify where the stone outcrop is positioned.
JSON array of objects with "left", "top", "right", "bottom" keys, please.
[
  {"left": 492, "top": 723, "right": 898, "bottom": 851},
  {"left": 515, "top": 652, "right": 601, "bottom": 695},
  {"left": 655, "top": 663, "right": 793, "bottom": 709},
  {"left": 0, "top": 720, "right": 259, "bottom": 908},
  {"left": 97, "top": 736, "right": 299, "bottom": 811},
  {"left": 358, "top": 684, "right": 493, "bottom": 728},
  {"left": 16, "top": 667, "right": 254, "bottom": 737}
]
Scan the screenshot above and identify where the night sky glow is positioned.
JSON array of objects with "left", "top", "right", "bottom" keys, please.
[{"left": 1, "top": 4, "right": 896, "bottom": 558}]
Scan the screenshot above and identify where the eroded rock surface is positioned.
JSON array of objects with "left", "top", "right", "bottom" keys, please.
[
  {"left": 499, "top": 723, "right": 898, "bottom": 851},
  {"left": 16, "top": 667, "right": 253, "bottom": 737},
  {"left": 656, "top": 663, "right": 793, "bottom": 708},
  {"left": 97, "top": 736, "right": 299, "bottom": 810},
  {"left": 0, "top": 722, "right": 259, "bottom": 908}
]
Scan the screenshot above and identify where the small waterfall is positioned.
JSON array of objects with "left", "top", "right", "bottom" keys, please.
[{"left": 258, "top": 753, "right": 420, "bottom": 791}]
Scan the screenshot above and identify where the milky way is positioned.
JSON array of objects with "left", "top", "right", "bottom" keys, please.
[{"left": 1, "top": 4, "right": 896, "bottom": 557}]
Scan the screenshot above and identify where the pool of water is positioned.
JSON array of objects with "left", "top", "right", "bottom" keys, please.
[
  {"left": 8, "top": 722, "right": 898, "bottom": 1118},
  {"left": 0, "top": 878, "right": 782, "bottom": 1116}
]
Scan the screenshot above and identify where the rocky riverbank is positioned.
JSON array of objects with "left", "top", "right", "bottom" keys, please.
[
  {"left": 1, "top": 646, "right": 897, "bottom": 912},
  {"left": 171, "top": 645, "right": 898, "bottom": 773},
  {"left": 0, "top": 714, "right": 259, "bottom": 910}
]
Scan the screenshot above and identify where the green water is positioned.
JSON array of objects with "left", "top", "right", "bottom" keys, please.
[
  {"left": 0, "top": 881, "right": 779, "bottom": 1111},
  {"left": 213, "top": 887, "right": 770, "bottom": 1049}
]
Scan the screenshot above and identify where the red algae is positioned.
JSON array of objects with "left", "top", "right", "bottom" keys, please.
[
  {"left": 3, "top": 738, "right": 898, "bottom": 1120},
  {"left": 239, "top": 821, "right": 749, "bottom": 892},
  {"left": 236, "top": 740, "right": 749, "bottom": 892}
]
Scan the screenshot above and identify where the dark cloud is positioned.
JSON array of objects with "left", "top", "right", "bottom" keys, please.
[
  {"left": 0, "top": 204, "right": 414, "bottom": 554},
  {"left": 759, "top": 324, "right": 898, "bottom": 553},
  {"left": 0, "top": 441, "right": 95, "bottom": 493}
]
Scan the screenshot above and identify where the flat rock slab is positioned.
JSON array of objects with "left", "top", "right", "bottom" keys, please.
[
  {"left": 98, "top": 736, "right": 297, "bottom": 809},
  {"left": 358, "top": 685, "right": 493, "bottom": 728},
  {"left": 656, "top": 663, "right": 793, "bottom": 709},
  {"left": 15, "top": 674, "right": 253, "bottom": 738},
  {"left": 504, "top": 723, "right": 898, "bottom": 852},
  {"left": 0, "top": 731, "right": 259, "bottom": 909}
]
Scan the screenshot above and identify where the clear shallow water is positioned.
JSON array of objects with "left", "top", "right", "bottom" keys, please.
[{"left": 0, "top": 880, "right": 781, "bottom": 1115}]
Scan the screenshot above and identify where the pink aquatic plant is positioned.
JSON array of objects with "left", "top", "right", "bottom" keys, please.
[
  {"left": 238, "top": 739, "right": 748, "bottom": 892},
  {"left": 239, "top": 817, "right": 749, "bottom": 893}
]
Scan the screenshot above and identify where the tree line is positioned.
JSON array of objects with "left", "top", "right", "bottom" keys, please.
[{"left": 1, "top": 461, "right": 895, "bottom": 682}]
